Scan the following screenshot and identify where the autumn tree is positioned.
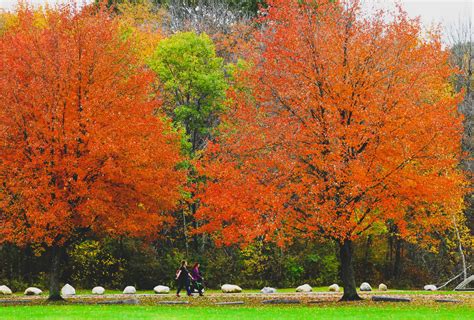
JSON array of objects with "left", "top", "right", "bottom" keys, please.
[
  {"left": 195, "top": 0, "right": 467, "bottom": 300},
  {"left": 0, "top": 11, "right": 17, "bottom": 35},
  {"left": 0, "top": 3, "right": 184, "bottom": 300},
  {"left": 115, "top": 0, "right": 167, "bottom": 62},
  {"left": 448, "top": 17, "right": 474, "bottom": 281}
]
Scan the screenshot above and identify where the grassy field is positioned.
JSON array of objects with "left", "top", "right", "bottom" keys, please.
[
  {"left": 0, "top": 304, "right": 473, "bottom": 320},
  {"left": 1, "top": 287, "right": 472, "bottom": 319}
]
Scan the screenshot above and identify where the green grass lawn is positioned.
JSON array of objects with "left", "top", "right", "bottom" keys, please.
[{"left": 0, "top": 304, "right": 472, "bottom": 320}]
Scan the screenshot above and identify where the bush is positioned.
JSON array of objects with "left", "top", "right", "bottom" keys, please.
[{"left": 68, "top": 240, "right": 123, "bottom": 289}]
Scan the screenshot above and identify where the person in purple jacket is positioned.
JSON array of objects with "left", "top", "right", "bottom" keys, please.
[{"left": 190, "top": 262, "right": 204, "bottom": 296}]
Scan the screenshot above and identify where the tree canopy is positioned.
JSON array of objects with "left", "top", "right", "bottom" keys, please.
[
  {"left": 195, "top": 0, "right": 467, "bottom": 300},
  {"left": 149, "top": 31, "right": 227, "bottom": 154},
  {"left": 0, "top": 0, "right": 470, "bottom": 300},
  {"left": 0, "top": 3, "right": 184, "bottom": 299}
]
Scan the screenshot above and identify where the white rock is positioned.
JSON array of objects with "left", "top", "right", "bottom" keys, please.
[
  {"left": 0, "top": 285, "right": 12, "bottom": 295},
  {"left": 221, "top": 284, "right": 242, "bottom": 293},
  {"left": 328, "top": 284, "right": 340, "bottom": 292},
  {"left": 360, "top": 282, "right": 372, "bottom": 291},
  {"left": 296, "top": 284, "right": 312, "bottom": 292},
  {"left": 123, "top": 286, "right": 136, "bottom": 294},
  {"left": 261, "top": 287, "right": 277, "bottom": 294},
  {"left": 153, "top": 285, "right": 170, "bottom": 294},
  {"left": 378, "top": 283, "right": 388, "bottom": 291},
  {"left": 61, "top": 283, "right": 76, "bottom": 296},
  {"left": 24, "top": 287, "right": 42, "bottom": 295},
  {"left": 424, "top": 284, "right": 437, "bottom": 291},
  {"left": 92, "top": 286, "right": 105, "bottom": 295}
]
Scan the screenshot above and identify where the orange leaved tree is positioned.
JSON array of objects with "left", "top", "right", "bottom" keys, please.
[
  {"left": 196, "top": 0, "right": 467, "bottom": 300},
  {"left": 0, "top": 3, "right": 184, "bottom": 300}
]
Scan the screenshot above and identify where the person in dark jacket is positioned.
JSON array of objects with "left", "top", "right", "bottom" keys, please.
[
  {"left": 176, "top": 260, "right": 192, "bottom": 297},
  {"left": 190, "top": 262, "right": 204, "bottom": 296}
]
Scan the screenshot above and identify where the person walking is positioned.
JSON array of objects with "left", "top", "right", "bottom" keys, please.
[
  {"left": 176, "top": 260, "right": 192, "bottom": 297},
  {"left": 191, "top": 262, "right": 204, "bottom": 296}
]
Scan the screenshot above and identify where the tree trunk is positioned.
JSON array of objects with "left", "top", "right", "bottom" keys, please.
[
  {"left": 393, "top": 237, "right": 402, "bottom": 280},
  {"left": 191, "top": 202, "right": 201, "bottom": 253},
  {"left": 362, "top": 235, "right": 372, "bottom": 280},
  {"left": 182, "top": 210, "right": 189, "bottom": 257},
  {"left": 339, "top": 239, "right": 362, "bottom": 301},
  {"left": 48, "top": 245, "right": 64, "bottom": 301},
  {"left": 453, "top": 216, "right": 467, "bottom": 280}
]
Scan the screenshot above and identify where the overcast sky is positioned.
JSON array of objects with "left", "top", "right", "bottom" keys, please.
[
  {"left": 365, "top": 1, "right": 473, "bottom": 28},
  {"left": 1, "top": 0, "right": 473, "bottom": 41}
]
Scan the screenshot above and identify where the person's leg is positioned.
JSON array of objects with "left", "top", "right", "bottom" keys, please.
[
  {"left": 185, "top": 278, "right": 192, "bottom": 296},
  {"left": 197, "top": 282, "right": 203, "bottom": 296},
  {"left": 176, "top": 281, "right": 183, "bottom": 296}
]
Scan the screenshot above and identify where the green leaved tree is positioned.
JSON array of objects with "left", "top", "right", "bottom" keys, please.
[
  {"left": 149, "top": 31, "right": 227, "bottom": 155},
  {"left": 149, "top": 31, "right": 227, "bottom": 254}
]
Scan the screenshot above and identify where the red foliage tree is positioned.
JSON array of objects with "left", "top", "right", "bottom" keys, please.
[
  {"left": 0, "top": 3, "right": 184, "bottom": 300},
  {"left": 196, "top": 0, "right": 467, "bottom": 300}
]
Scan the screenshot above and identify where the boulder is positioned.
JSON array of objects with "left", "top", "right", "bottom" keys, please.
[
  {"left": 296, "top": 284, "right": 312, "bottom": 292},
  {"left": 328, "top": 284, "right": 340, "bottom": 292},
  {"left": 153, "top": 285, "right": 170, "bottom": 294},
  {"left": 123, "top": 286, "right": 136, "bottom": 294},
  {"left": 221, "top": 284, "right": 242, "bottom": 293},
  {"left": 424, "top": 284, "right": 437, "bottom": 291},
  {"left": 92, "top": 286, "right": 105, "bottom": 295},
  {"left": 261, "top": 287, "right": 277, "bottom": 294},
  {"left": 61, "top": 284, "right": 76, "bottom": 296},
  {"left": 378, "top": 283, "right": 388, "bottom": 291},
  {"left": 360, "top": 282, "right": 372, "bottom": 291},
  {"left": 24, "top": 287, "right": 42, "bottom": 295},
  {"left": 0, "top": 285, "right": 12, "bottom": 295}
]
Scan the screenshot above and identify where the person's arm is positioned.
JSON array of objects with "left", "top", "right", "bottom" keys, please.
[{"left": 184, "top": 267, "right": 192, "bottom": 279}]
